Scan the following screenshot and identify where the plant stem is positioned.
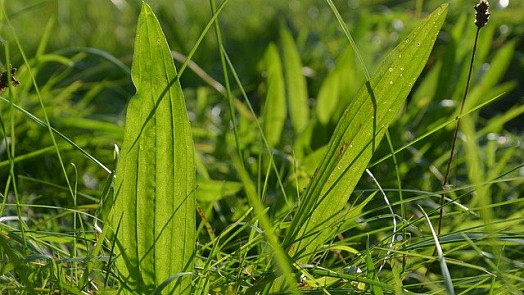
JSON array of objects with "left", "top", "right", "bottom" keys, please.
[
  {"left": 437, "top": 26, "right": 481, "bottom": 236},
  {"left": 421, "top": 1, "right": 488, "bottom": 286}
]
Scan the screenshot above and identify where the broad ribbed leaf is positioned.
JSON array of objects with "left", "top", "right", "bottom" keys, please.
[
  {"left": 280, "top": 27, "right": 309, "bottom": 133},
  {"left": 263, "top": 43, "right": 286, "bottom": 147},
  {"left": 110, "top": 3, "right": 195, "bottom": 293},
  {"left": 284, "top": 4, "right": 448, "bottom": 261},
  {"left": 316, "top": 71, "right": 340, "bottom": 125}
]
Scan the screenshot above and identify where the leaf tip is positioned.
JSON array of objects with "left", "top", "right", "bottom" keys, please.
[
  {"left": 437, "top": 3, "right": 449, "bottom": 17},
  {"left": 140, "top": 1, "right": 153, "bottom": 14}
]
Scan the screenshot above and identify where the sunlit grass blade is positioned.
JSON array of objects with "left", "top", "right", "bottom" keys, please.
[
  {"left": 419, "top": 206, "right": 455, "bottom": 295},
  {"left": 109, "top": 3, "right": 195, "bottom": 293},
  {"left": 231, "top": 153, "right": 297, "bottom": 292},
  {"left": 284, "top": 4, "right": 449, "bottom": 262}
]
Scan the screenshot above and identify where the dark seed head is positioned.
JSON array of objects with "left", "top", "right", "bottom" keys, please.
[
  {"left": 0, "top": 67, "right": 20, "bottom": 93},
  {"left": 474, "top": 0, "right": 490, "bottom": 28}
]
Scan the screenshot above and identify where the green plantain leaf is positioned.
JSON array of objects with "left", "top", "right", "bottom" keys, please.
[
  {"left": 262, "top": 43, "right": 286, "bottom": 147},
  {"left": 280, "top": 26, "right": 309, "bottom": 133},
  {"left": 284, "top": 4, "right": 448, "bottom": 262},
  {"left": 109, "top": 3, "right": 195, "bottom": 293},
  {"left": 316, "top": 70, "right": 340, "bottom": 125}
]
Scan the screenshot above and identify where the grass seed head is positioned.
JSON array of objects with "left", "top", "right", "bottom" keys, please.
[
  {"left": 0, "top": 67, "right": 20, "bottom": 93},
  {"left": 474, "top": 0, "right": 490, "bottom": 28}
]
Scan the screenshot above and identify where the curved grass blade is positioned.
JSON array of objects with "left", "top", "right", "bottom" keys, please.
[
  {"left": 284, "top": 4, "right": 449, "bottom": 262},
  {"left": 419, "top": 206, "right": 455, "bottom": 295},
  {"left": 109, "top": 3, "right": 195, "bottom": 293}
]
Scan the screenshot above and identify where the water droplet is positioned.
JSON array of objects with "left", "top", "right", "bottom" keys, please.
[
  {"left": 400, "top": 73, "right": 403, "bottom": 77},
  {"left": 408, "top": 83, "right": 413, "bottom": 87},
  {"left": 337, "top": 165, "right": 341, "bottom": 170},
  {"left": 405, "top": 39, "right": 409, "bottom": 43},
  {"left": 417, "top": 42, "right": 421, "bottom": 46},
  {"left": 400, "top": 67, "right": 404, "bottom": 71},
  {"left": 389, "top": 81, "right": 393, "bottom": 84},
  {"left": 349, "top": 144, "right": 353, "bottom": 148},
  {"left": 398, "top": 54, "right": 402, "bottom": 58},
  {"left": 388, "top": 108, "right": 392, "bottom": 112},
  {"left": 388, "top": 67, "right": 394, "bottom": 72}
]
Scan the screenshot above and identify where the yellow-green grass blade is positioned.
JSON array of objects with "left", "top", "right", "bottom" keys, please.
[
  {"left": 280, "top": 26, "right": 309, "bottom": 134},
  {"left": 110, "top": 3, "right": 195, "bottom": 293},
  {"left": 284, "top": 4, "right": 448, "bottom": 262},
  {"left": 231, "top": 153, "right": 298, "bottom": 292}
]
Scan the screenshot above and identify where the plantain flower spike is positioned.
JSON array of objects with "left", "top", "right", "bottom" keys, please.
[{"left": 474, "top": 0, "right": 490, "bottom": 28}]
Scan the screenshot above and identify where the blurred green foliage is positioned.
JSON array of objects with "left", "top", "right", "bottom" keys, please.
[
  {"left": 1, "top": 0, "right": 521, "bottom": 181},
  {"left": 0, "top": 0, "right": 522, "bottom": 293}
]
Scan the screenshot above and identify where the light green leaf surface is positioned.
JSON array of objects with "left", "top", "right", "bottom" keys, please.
[
  {"left": 196, "top": 178, "right": 243, "bottom": 203},
  {"left": 284, "top": 4, "right": 448, "bottom": 262},
  {"left": 110, "top": 3, "right": 195, "bottom": 293},
  {"left": 262, "top": 43, "right": 286, "bottom": 147},
  {"left": 280, "top": 27, "right": 309, "bottom": 133},
  {"left": 316, "top": 70, "right": 340, "bottom": 125}
]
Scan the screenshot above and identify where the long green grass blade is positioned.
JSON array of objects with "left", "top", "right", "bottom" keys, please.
[
  {"left": 420, "top": 206, "right": 455, "bottom": 295},
  {"left": 284, "top": 4, "right": 449, "bottom": 262},
  {"left": 110, "top": 3, "right": 195, "bottom": 293},
  {"left": 365, "top": 237, "right": 383, "bottom": 295},
  {"left": 231, "top": 153, "right": 298, "bottom": 292}
]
